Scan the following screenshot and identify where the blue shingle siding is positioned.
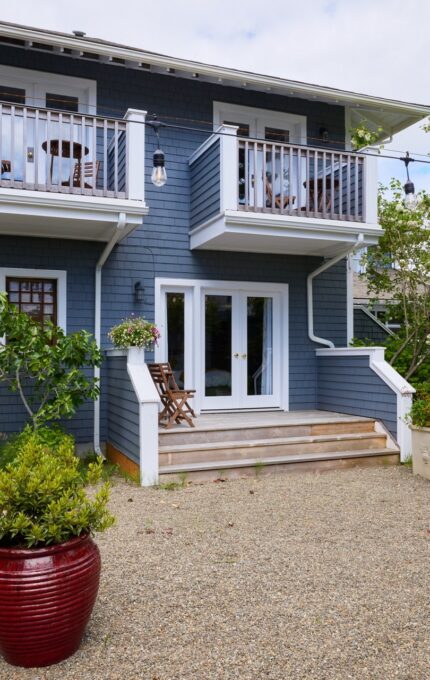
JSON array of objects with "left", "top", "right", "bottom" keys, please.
[
  {"left": 106, "top": 355, "right": 139, "bottom": 464},
  {"left": 353, "top": 307, "right": 390, "bottom": 343},
  {"left": 313, "top": 259, "right": 347, "bottom": 347},
  {"left": 316, "top": 355, "right": 397, "bottom": 438},
  {"left": 190, "top": 139, "right": 221, "bottom": 228},
  {"left": 0, "top": 46, "right": 351, "bottom": 428},
  {"left": 0, "top": 235, "right": 104, "bottom": 442}
]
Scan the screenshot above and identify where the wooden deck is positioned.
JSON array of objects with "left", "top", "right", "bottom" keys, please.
[{"left": 158, "top": 410, "right": 400, "bottom": 481}]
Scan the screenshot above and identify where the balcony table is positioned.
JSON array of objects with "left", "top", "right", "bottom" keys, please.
[{"left": 41, "top": 139, "right": 89, "bottom": 184}]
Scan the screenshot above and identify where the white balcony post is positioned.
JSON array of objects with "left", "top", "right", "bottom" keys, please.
[
  {"left": 219, "top": 124, "right": 239, "bottom": 211},
  {"left": 364, "top": 153, "right": 378, "bottom": 225},
  {"left": 124, "top": 108, "right": 147, "bottom": 202}
]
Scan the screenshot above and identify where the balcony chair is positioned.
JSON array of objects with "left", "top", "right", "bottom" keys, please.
[
  {"left": 265, "top": 177, "right": 295, "bottom": 210},
  {"left": 62, "top": 160, "right": 100, "bottom": 189}
]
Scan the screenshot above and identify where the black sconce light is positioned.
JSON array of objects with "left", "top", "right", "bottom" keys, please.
[
  {"left": 147, "top": 114, "right": 167, "bottom": 187},
  {"left": 134, "top": 280, "right": 144, "bottom": 302},
  {"left": 401, "top": 151, "right": 417, "bottom": 210}
]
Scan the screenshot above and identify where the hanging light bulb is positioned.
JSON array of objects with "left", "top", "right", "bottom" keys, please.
[
  {"left": 151, "top": 148, "right": 167, "bottom": 187},
  {"left": 147, "top": 114, "right": 167, "bottom": 188},
  {"left": 401, "top": 152, "right": 417, "bottom": 210}
]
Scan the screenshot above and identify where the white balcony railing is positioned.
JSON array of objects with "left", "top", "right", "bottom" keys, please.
[
  {"left": 0, "top": 103, "right": 135, "bottom": 199},
  {"left": 237, "top": 138, "right": 365, "bottom": 222}
]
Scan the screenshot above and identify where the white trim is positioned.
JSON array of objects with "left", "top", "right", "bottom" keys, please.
[
  {"left": 105, "top": 348, "right": 127, "bottom": 357},
  {"left": 316, "top": 346, "right": 415, "bottom": 460},
  {"left": 0, "top": 23, "right": 428, "bottom": 119},
  {"left": 0, "top": 65, "right": 97, "bottom": 113},
  {"left": 154, "top": 277, "right": 289, "bottom": 413},
  {"left": 0, "top": 267, "right": 67, "bottom": 331},
  {"left": 188, "top": 126, "right": 226, "bottom": 165},
  {"left": 126, "top": 356, "right": 160, "bottom": 487},
  {"left": 213, "top": 101, "right": 307, "bottom": 145},
  {"left": 353, "top": 304, "right": 395, "bottom": 336}
]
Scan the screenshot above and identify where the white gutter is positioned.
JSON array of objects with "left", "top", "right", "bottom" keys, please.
[
  {"left": 307, "top": 234, "right": 364, "bottom": 348},
  {"left": 93, "top": 212, "right": 126, "bottom": 455}
]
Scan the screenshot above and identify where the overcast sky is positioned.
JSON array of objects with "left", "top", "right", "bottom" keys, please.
[{"left": 1, "top": 0, "right": 429, "bottom": 193}]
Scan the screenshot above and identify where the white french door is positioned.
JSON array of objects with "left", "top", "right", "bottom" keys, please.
[{"left": 201, "top": 288, "right": 282, "bottom": 410}]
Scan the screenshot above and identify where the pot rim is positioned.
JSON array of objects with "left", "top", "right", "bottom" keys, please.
[{"left": 0, "top": 532, "right": 91, "bottom": 559}]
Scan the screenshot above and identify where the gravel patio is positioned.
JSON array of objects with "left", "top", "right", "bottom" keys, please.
[{"left": 1, "top": 466, "right": 430, "bottom": 680}]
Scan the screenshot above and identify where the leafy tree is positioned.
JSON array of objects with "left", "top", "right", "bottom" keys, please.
[
  {"left": 0, "top": 292, "right": 102, "bottom": 429},
  {"left": 362, "top": 180, "right": 430, "bottom": 383}
]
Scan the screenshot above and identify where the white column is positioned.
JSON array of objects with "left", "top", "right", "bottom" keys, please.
[
  {"left": 127, "top": 348, "right": 161, "bottom": 486},
  {"left": 219, "top": 124, "right": 239, "bottom": 211},
  {"left": 124, "top": 108, "right": 147, "bottom": 202},
  {"left": 364, "top": 153, "right": 378, "bottom": 225}
]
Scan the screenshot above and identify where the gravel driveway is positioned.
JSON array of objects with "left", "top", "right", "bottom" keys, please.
[{"left": 1, "top": 466, "right": 430, "bottom": 680}]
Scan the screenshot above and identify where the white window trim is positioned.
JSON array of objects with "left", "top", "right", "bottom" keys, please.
[
  {"left": 154, "top": 277, "right": 289, "bottom": 413},
  {"left": 0, "top": 65, "right": 97, "bottom": 114},
  {"left": 213, "top": 101, "right": 307, "bottom": 145},
  {"left": 0, "top": 267, "right": 67, "bottom": 331}
]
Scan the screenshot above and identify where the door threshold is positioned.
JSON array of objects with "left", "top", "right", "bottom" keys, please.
[{"left": 201, "top": 407, "right": 284, "bottom": 414}]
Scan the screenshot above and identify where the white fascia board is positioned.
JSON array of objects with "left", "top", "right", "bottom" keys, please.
[{"left": 1, "top": 22, "right": 430, "bottom": 118}]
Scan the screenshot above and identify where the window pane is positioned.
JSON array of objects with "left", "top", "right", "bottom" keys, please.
[
  {"left": 0, "top": 85, "right": 26, "bottom": 105},
  {"left": 6, "top": 277, "right": 57, "bottom": 329},
  {"left": 205, "top": 295, "right": 232, "bottom": 397},
  {"left": 166, "top": 293, "right": 185, "bottom": 388},
  {"left": 247, "top": 297, "right": 273, "bottom": 396},
  {"left": 46, "top": 92, "right": 79, "bottom": 112},
  {"left": 265, "top": 127, "right": 290, "bottom": 143}
]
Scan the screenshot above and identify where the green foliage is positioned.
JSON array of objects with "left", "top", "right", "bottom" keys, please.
[
  {"left": 108, "top": 316, "right": 161, "bottom": 349},
  {"left": 350, "top": 119, "right": 384, "bottom": 150},
  {"left": 0, "top": 424, "right": 66, "bottom": 469},
  {"left": 0, "top": 430, "right": 115, "bottom": 548},
  {"left": 361, "top": 181, "right": 430, "bottom": 382},
  {"left": 408, "top": 384, "right": 430, "bottom": 428},
  {"left": 0, "top": 292, "right": 102, "bottom": 429}
]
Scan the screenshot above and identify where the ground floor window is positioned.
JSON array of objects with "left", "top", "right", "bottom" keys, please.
[
  {"left": 0, "top": 268, "right": 67, "bottom": 331},
  {"left": 6, "top": 277, "right": 57, "bottom": 327}
]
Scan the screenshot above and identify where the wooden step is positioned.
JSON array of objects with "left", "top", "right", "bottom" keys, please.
[
  {"left": 158, "top": 416, "right": 375, "bottom": 446},
  {"left": 159, "top": 432, "right": 389, "bottom": 466},
  {"left": 159, "top": 448, "right": 400, "bottom": 482}
]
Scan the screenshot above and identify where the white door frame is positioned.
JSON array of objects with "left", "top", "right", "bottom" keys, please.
[{"left": 155, "top": 278, "right": 289, "bottom": 414}]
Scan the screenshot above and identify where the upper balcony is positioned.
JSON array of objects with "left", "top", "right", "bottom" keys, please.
[
  {"left": 189, "top": 125, "right": 381, "bottom": 258},
  {"left": 0, "top": 103, "right": 147, "bottom": 241}
]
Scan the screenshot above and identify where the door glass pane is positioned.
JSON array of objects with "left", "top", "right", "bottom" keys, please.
[
  {"left": 247, "top": 297, "right": 273, "bottom": 396},
  {"left": 46, "top": 93, "right": 79, "bottom": 112},
  {"left": 0, "top": 86, "right": 25, "bottom": 105},
  {"left": 205, "top": 295, "right": 232, "bottom": 397},
  {"left": 166, "top": 292, "right": 185, "bottom": 388}
]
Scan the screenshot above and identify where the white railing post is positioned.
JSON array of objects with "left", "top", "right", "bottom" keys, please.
[
  {"left": 127, "top": 349, "right": 160, "bottom": 486},
  {"left": 219, "top": 124, "right": 239, "bottom": 211},
  {"left": 124, "top": 108, "right": 147, "bottom": 202},
  {"left": 363, "top": 153, "right": 378, "bottom": 225}
]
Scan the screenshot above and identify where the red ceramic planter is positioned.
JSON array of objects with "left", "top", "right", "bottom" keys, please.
[{"left": 0, "top": 533, "right": 101, "bottom": 668}]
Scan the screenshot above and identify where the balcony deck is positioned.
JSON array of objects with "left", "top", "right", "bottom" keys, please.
[{"left": 0, "top": 104, "right": 147, "bottom": 241}]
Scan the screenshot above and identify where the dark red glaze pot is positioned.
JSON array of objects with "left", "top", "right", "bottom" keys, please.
[{"left": 0, "top": 533, "right": 101, "bottom": 668}]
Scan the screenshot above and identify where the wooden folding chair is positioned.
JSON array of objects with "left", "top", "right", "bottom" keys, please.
[
  {"left": 62, "top": 160, "right": 100, "bottom": 189},
  {"left": 148, "top": 362, "right": 196, "bottom": 428}
]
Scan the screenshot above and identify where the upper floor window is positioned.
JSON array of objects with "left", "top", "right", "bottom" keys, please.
[
  {"left": 6, "top": 277, "right": 57, "bottom": 328},
  {"left": 0, "top": 85, "right": 25, "bottom": 105},
  {"left": 45, "top": 93, "right": 79, "bottom": 113}
]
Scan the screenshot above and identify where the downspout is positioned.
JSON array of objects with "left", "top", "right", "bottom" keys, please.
[
  {"left": 307, "top": 233, "right": 364, "bottom": 348},
  {"left": 93, "top": 212, "right": 127, "bottom": 455}
]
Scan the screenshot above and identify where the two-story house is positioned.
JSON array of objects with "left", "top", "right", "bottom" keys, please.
[{"left": 0, "top": 21, "right": 426, "bottom": 484}]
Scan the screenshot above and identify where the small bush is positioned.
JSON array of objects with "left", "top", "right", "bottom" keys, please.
[
  {"left": 0, "top": 431, "right": 115, "bottom": 548},
  {"left": 0, "top": 425, "right": 69, "bottom": 470},
  {"left": 409, "top": 394, "right": 430, "bottom": 428}
]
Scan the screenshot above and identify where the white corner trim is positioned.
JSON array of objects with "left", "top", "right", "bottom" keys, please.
[
  {"left": 316, "top": 346, "right": 415, "bottom": 460},
  {"left": 346, "top": 254, "right": 354, "bottom": 344},
  {"left": 105, "top": 347, "right": 128, "bottom": 357},
  {"left": 0, "top": 267, "right": 67, "bottom": 331},
  {"left": 126, "top": 360, "right": 160, "bottom": 487}
]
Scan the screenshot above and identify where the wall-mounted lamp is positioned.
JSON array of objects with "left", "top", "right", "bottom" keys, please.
[
  {"left": 134, "top": 280, "right": 144, "bottom": 302},
  {"left": 147, "top": 114, "right": 167, "bottom": 187},
  {"left": 401, "top": 151, "right": 417, "bottom": 210}
]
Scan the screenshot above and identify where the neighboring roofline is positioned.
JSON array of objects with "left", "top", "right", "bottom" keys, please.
[
  {"left": 0, "top": 20, "right": 429, "bottom": 118},
  {"left": 354, "top": 304, "right": 394, "bottom": 336}
]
